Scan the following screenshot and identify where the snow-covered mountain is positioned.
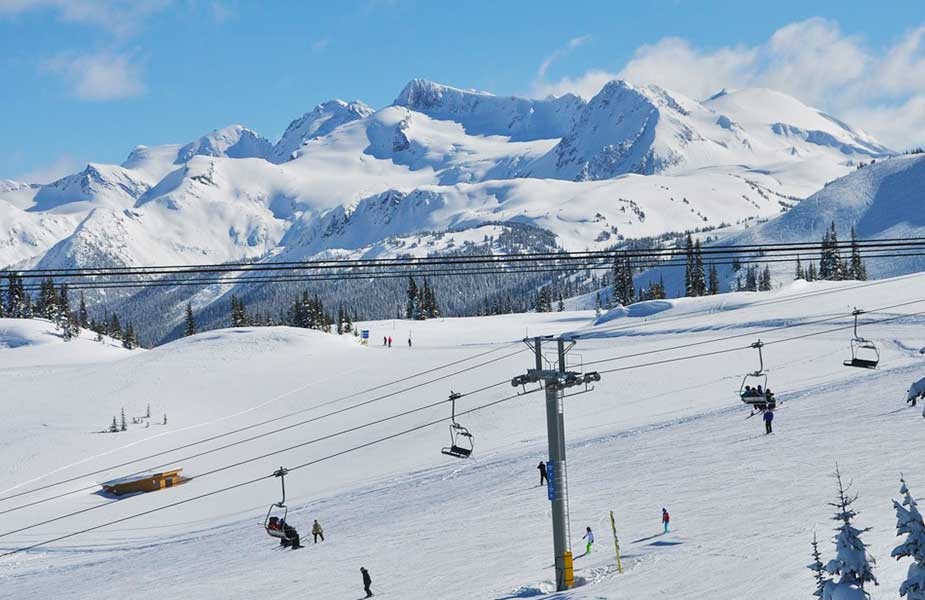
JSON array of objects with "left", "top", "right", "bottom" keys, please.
[{"left": 0, "top": 78, "right": 904, "bottom": 328}]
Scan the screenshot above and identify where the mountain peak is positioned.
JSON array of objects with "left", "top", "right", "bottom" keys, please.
[
  {"left": 269, "top": 99, "right": 374, "bottom": 164},
  {"left": 176, "top": 125, "right": 273, "bottom": 164}
]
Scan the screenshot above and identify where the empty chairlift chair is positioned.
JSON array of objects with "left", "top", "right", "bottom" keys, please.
[
  {"left": 843, "top": 308, "right": 880, "bottom": 369},
  {"left": 441, "top": 392, "right": 474, "bottom": 459},
  {"left": 739, "top": 340, "right": 776, "bottom": 411}
]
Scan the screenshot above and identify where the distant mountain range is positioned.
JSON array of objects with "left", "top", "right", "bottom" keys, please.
[{"left": 4, "top": 77, "right": 917, "bottom": 341}]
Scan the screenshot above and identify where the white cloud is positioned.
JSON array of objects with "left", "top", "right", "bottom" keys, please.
[
  {"left": 533, "top": 18, "right": 925, "bottom": 149},
  {"left": 42, "top": 50, "right": 146, "bottom": 100},
  {"left": 15, "top": 155, "right": 80, "bottom": 184},
  {"left": 536, "top": 34, "right": 592, "bottom": 81},
  {"left": 0, "top": 0, "right": 172, "bottom": 36}
]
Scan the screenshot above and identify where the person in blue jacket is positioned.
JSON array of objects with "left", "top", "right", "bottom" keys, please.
[{"left": 763, "top": 408, "right": 774, "bottom": 434}]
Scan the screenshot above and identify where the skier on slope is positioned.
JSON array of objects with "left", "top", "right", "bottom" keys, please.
[
  {"left": 312, "top": 519, "right": 324, "bottom": 543},
  {"left": 581, "top": 527, "right": 594, "bottom": 554},
  {"left": 662, "top": 508, "right": 670, "bottom": 533},
  {"left": 537, "top": 461, "right": 548, "bottom": 486},
  {"left": 763, "top": 408, "right": 774, "bottom": 435},
  {"left": 360, "top": 567, "right": 373, "bottom": 598},
  {"left": 388, "top": 336, "right": 392, "bottom": 348}
]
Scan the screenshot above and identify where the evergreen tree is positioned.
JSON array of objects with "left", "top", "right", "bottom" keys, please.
[
  {"left": 824, "top": 466, "right": 877, "bottom": 598},
  {"left": 405, "top": 277, "right": 418, "bottom": 320},
  {"left": 708, "top": 263, "right": 720, "bottom": 295},
  {"left": 78, "top": 292, "right": 90, "bottom": 328},
  {"left": 122, "top": 324, "right": 136, "bottom": 349},
  {"left": 120, "top": 408, "right": 127, "bottom": 432},
  {"left": 892, "top": 476, "right": 925, "bottom": 600},
  {"left": 109, "top": 416, "right": 119, "bottom": 433},
  {"left": 557, "top": 293, "right": 565, "bottom": 312},
  {"left": 230, "top": 295, "right": 248, "bottom": 327},
  {"left": 146, "top": 403, "right": 151, "bottom": 419},
  {"left": 692, "top": 240, "right": 707, "bottom": 296},
  {"left": 759, "top": 265, "right": 772, "bottom": 291},
  {"left": 184, "top": 303, "right": 196, "bottom": 337},
  {"left": 594, "top": 292, "right": 602, "bottom": 317},
  {"left": 36, "top": 277, "right": 58, "bottom": 320},
  {"left": 684, "top": 233, "right": 694, "bottom": 295},
  {"left": 612, "top": 252, "right": 634, "bottom": 306},
  {"left": 820, "top": 222, "right": 846, "bottom": 281},
  {"left": 795, "top": 255, "right": 805, "bottom": 280},
  {"left": 6, "top": 273, "right": 28, "bottom": 318},
  {"left": 848, "top": 227, "right": 867, "bottom": 281},
  {"left": 745, "top": 265, "right": 758, "bottom": 291},
  {"left": 807, "top": 262, "right": 818, "bottom": 282},
  {"left": 731, "top": 256, "right": 742, "bottom": 272},
  {"left": 336, "top": 306, "right": 345, "bottom": 334},
  {"left": 809, "top": 532, "right": 830, "bottom": 598},
  {"left": 109, "top": 314, "right": 123, "bottom": 340}
]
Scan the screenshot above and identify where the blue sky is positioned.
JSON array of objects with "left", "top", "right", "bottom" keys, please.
[{"left": 2, "top": 0, "right": 924, "bottom": 182}]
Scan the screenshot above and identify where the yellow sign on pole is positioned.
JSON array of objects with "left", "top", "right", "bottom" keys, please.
[
  {"left": 610, "top": 510, "right": 624, "bottom": 574},
  {"left": 563, "top": 551, "right": 575, "bottom": 588}
]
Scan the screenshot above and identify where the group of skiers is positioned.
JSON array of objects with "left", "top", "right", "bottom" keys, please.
[
  {"left": 381, "top": 335, "right": 413, "bottom": 347},
  {"left": 537, "top": 461, "right": 673, "bottom": 554},
  {"left": 742, "top": 385, "right": 774, "bottom": 400}
]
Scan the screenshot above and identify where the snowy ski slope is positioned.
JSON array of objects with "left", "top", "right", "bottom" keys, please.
[{"left": 1, "top": 275, "right": 925, "bottom": 599}]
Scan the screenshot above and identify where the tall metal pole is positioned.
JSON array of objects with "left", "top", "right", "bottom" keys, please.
[{"left": 541, "top": 338, "right": 572, "bottom": 591}]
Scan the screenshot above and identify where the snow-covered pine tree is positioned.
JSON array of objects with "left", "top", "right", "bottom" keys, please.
[
  {"left": 612, "top": 252, "right": 634, "bottom": 306},
  {"left": 230, "top": 295, "right": 248, "bottom": 327},
  {"left": 120, "top": 408, "right": 127, "bottom": 432},
  {"left": 692, "top": 240, "right": 707, "bottom": 296},
  {"left": 6, "top": 273, "right": 27, "bottom": 318},
  {"left": 809, "top": 532, "right": 830, "bottom": 598},
  {"left": 57, "top": 283, "right": 77, "bottom": 340},
  {"left": 146, "top": 403, "right": 151, "bottom": 419},
  {"left": 557, "top": 293, "right": 565, "bottom": 312},
  {"left": 78, "top": 292, "right": 89, "bottom": 328},
  {"left": 405, "top": 276, "right": 418, "bottom": 320},
  {"left": 824, "top": 466, "right": 877, "bottom": 599},
  {"left": 123, "top": 324, "right": 136, "bottom": 349},
  {"left": 759, "top": 265, "right": 772, "bottom": 291},
  {"left": 708, "top": 263, "right": 719, "bottom": 295},
  {"left": 109, "top": 315, "right": 123, "bottom": 340},
  {"left": 109, "top": 416, "right": 118, "bottom": 433},
  {"left": 594, "top": 292, "right": 602, "bottom": 317},
  {"left": 807, "top": 262, "right": 818, "bottom": 281},
  {"left": 795, "top": 255, "right": 805, "bottom": 280},
  {"left": 36, "top": 277, "right": 58, "bottom": 320},
  {"left": 745, "top": 265, "right": 758, "bottom": 291},
  {"left": 892, "top": 476, "right": 925, "bottom": 600},
  {"left": 848, "top": 227, "right": 867, "bottom": 281},
  {"left": 684, "top": 233, "right": 695, "bottom": 296},
  {"left": 184, "top": 302, "right": 196, "bottom": 337}
]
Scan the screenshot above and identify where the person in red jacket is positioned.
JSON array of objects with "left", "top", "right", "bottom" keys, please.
[{"left": 662, "top": 508, "right": 670, "bottom": 534}]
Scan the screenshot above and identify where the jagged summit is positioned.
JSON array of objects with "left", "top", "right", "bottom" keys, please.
[
  {"left": 175, "top": 125, "right": 273, "bottom": 164},
  {"left": 269, "top": 99, "right": 374, "bottom": 164}
]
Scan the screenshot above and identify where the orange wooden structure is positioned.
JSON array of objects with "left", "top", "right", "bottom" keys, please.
[{"left": 101, "top": 469, "right": 189, "bottom": 496}]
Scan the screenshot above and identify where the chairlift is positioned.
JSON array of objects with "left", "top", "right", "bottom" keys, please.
[
  {"left": 843, "top": 308, "right": 880, "bottom": 369},
  {"left": 441, "top": 392, "right": 474, "bottom": 459},
  {"left": 739, "top": 340, "right": 776, "bottom": 410},
  {"left": 263, "top": 467, "right": 298, "bottom": 544}
]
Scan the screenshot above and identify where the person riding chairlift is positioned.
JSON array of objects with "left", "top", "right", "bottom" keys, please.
[{"left": 268, "top": 516, "right": 280, "bottom": 530}]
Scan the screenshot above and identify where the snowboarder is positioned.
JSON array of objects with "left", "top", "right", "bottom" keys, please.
[
  {"left": 581, "top": 527, "right": 594, "bottom": 554},
  {"left": 312, "top": 519, "right": 324, "bottom": 543},
  {"left": 360, "top": 566, "right": 373, "bottom": 597},
  {"left": 662, "top": 508, "right": 670, "bottom": 533},
  {"left": 537, "top": 461, "right": 548, "bottom": 486},
  {"left": 388, "top": 336, "right": 392, "bottom": 348},
  {"left": 763, "top": 408, "right": 774, "bottom": 435}
]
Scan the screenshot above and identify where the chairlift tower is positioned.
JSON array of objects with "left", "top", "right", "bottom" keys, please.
[{"left": 511, "top": 336, "right": 600, "bottom": 592}]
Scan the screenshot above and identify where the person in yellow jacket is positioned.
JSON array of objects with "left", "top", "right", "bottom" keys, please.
[{"left": 312, "top": 519, "right": 324, "bottom": 543}]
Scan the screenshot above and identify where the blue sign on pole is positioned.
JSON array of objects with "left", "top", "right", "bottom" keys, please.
[
  {"left": 361, "top": 329, "right": 369, "bottom": 339},
  {"left": 547, "top": 462, "right": 556, "bottom": 501}
]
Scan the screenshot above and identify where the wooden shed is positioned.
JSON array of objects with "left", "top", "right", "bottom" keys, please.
[{"left": 101, "top": 469, "right": 189, "bottom": 496}]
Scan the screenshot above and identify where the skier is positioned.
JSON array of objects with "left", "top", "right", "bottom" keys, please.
[
  {"left": 383, "top": 336, "right": 387, "bottom": 346},
  {"left": 279, "top": 518, "right": 301, "bottom": 549},
  {"left": 581, "top": 527, "right": 594, "bottom": 555},
  {"left": 408, "top": 337, "right": 412, "bottom": 347},
  {"left": 312, "top": 519, "right": 324, "bottom": 543},
  {"left": 537, "top": 461, "right": 548, "bottom": 486},
  {"left": 388, "top": 336, "right": 392, "bottom": 348},
  {"left": 763, "top": 408, "right": 774, "bottom": 434},
  {"left": 360, "top": 567, "right": 373, "bottom": 598},
  {"left": 662, "top": 508, "right": 670, "bottom": 533}
]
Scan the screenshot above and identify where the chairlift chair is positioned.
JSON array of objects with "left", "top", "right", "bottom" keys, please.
[
  {"left": 441, "top": 392, "right": 474, "bottom": 459},
  {"left": 843, "top": 308, "right": 880, "bottom": 369},
  {"left": 263, "top": 467, "right": 298, "bottom": 544},
  {"left": 739, "top": 340, "right": 776, "bottom": 410}
]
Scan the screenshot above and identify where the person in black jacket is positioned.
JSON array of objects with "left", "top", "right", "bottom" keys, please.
[
  {"left": 361, "top": 567, "right": 373, "bottom": 597},
  {"left": 537, "top": 461, "right": 548, "bottom": 486}
]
